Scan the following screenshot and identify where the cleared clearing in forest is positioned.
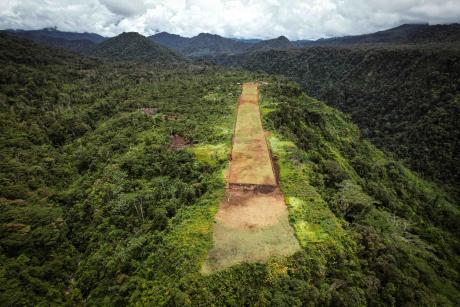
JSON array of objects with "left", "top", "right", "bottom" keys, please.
[{"left": 202, "top": 83, "right": 300, "bottom": 273}]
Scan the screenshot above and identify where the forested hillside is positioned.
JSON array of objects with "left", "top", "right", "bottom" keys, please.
[
  {"left": 1, "top": 33, "right": 459, "bottom": 306},
  {"left": 217, "top": 45, "right": 460, "bottom": 199}
]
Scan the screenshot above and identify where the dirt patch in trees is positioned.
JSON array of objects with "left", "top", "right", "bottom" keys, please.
[
  {"left": 169, "top": 134, "right": 190, "bottom": 150},
  {"left": 164, "top": 113, "right": 179, "bottom": 121},
  {"left": 140, "top": 107, "right": 159, "bottom": 115}
]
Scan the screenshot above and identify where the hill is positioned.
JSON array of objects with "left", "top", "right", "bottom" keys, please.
[
  {"left": 1, "top": 32, "right": 459, "bottom": 306},
  {"left": 216, "top": 45, "right": 460, "bottom": 199},
  {"left": 296, "top": 23, "right": 460, "bottom": 46},
  {"left": 84, "top": 32, "right": 185, "bottom": 63}
]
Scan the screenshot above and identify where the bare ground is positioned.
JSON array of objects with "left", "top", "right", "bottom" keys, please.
[{"left": 202, "top": 189, "right": 300, "bottom": 273}]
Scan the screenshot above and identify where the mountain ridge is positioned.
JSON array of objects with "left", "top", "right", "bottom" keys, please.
[
  {"left": 83, "top": 32, "right": 185, "bottom": 63},
  {"left": 4, "top": 23, "right": 460, "bottom": 57}
]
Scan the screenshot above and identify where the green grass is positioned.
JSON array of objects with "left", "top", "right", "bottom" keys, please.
[{"left": 267, "top": 134, "right": 353, "bottom": 252}]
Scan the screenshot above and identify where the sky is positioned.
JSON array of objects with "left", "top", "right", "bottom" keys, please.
[{"left": 0, "top": 0, "right": 459, "bottom": 40}]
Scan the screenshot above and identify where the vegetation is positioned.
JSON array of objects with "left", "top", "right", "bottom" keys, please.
[
  {"left": 218, "top": 44, "right": 460, "bottom": 199},
  {"left": 1, "top": 33, "right": 459, "bottom": 306}
]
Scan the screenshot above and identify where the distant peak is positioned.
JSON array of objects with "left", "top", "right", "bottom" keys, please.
[
  {"left": 395, "top": 23, "right": 429, "bottom": 29},
  {"left": 196, "top": 32, "right": 220, "bottom": 38},
  {"left": 275, "top": 35, "right": 290, "bottom": 41},
  {"left": 119, "top": 32, "right": 144, "bottom": 37},
  {"left": 156, "top": 31, "right": 172, "bottom": 35},
  {"left": 43, "top": 26, "right": 58, "bottom": 31},
  {"left": 153, "top": 31, "right": 184, "bottom": 38}
]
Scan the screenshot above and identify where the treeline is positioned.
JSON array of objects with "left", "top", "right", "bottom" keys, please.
[{"left": 216, "top": 44, "right": 460, "bottom": 199}]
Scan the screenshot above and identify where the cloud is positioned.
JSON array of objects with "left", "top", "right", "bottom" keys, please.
[
  {"left": 99, "top": 0, "right": 146, "bottom": 17},
  {"left": 0, "top": 0, "right": 459, "bottom": 39}
]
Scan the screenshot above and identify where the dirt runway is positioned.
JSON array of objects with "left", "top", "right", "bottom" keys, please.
[{"left": 202, "top": 83, "right": 300, "bottom": 273}]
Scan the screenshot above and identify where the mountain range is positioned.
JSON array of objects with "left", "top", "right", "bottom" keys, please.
[{"left": 4, "top": 23, "right": 460, "bottom": 58}]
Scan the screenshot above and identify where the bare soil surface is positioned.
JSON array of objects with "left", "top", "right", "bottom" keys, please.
[
  {"left": 202, "top": 189, "right": 300, "bottom": 273},
  {"left": 141, "top": 107, "right": 159, "bottom": 115},
  {"left": 169, "top": 134, "right": 189, "bottom": 150},
  {"left": 217, "top": 189, "right": 286, "bottom": 228}
]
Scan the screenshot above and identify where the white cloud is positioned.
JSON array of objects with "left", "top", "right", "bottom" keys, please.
[
  {"left": 99, "top": 0, "right": 146, "bottom": 17},
  {"left": 0, "top": 0, "right": 459, "bottom": 39}
]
